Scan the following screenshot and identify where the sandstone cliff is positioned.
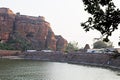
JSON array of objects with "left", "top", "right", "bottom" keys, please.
[
  {"left": 0, "top": 7, "right": 67, "bottom": 51},
  {"left": 56, "top": 35, "right": 68, "bottom": 51}
]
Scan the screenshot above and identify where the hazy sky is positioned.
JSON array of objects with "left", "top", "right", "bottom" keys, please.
[{"left": 0, "top": 0, "right": 120, "bottom": 48}]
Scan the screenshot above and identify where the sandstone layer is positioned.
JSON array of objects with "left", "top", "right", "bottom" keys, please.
[{"left": 0, "top": 7, "right": 67, "bottom": 51}]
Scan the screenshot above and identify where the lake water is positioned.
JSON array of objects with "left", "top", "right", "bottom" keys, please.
[{"left": 0, "top": 59, "right": 120, "bottom": 80}]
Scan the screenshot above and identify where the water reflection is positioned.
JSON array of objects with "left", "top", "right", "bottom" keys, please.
[{"left": 0, "top": 59, "right": 120, "bottom": 80}]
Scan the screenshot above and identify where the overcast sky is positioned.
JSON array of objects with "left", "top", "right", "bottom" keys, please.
[{"left": 0, "top": 0, "right": 120, "bottom": 48}]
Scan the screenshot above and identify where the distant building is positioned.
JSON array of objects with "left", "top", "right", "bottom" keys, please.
[
  {"left": 41, "top": 50, "right": 53, "bottom": 53},
  {"left": 79, "top": 44, "right": 90, "bottom": 53},
  {"left": 84, "top": 44, "right": 90, "bottom": 52},
  {"left": 26, "top": 50, "right": 37, "bottom": 52},
  {"left": 87, "top": 49, "right": 104, "bottom": 53},
  {"left": 87, "top": 48, "right": 120, "bottom": 54}
]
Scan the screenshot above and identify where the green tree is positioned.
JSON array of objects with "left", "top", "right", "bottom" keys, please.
[
  {"left": 7, "top": 36, "right": 33, "bottom": 51},
  {"left": 65, "top": 41, "right": 79, "bottom": 52},
  {"left": 0, "top": 43, "right": 15, "bottom": 50},
  {"left": 93, "top": 40, "right": 113, "bottom": 49},
  {"left": 81, "top": 0, "right": 120, "bottom": 42}
]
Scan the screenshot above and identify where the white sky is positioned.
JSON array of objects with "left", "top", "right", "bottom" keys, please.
[{"left": 0, "top": 0, "right": 120, "bottom": 48}]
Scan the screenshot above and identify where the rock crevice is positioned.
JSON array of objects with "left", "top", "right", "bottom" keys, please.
[{"left": 0, "top": 7, "right": 67, "bottom": 51}]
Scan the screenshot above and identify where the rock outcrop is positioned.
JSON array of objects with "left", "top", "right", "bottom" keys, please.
[
  {"left": 0, "top": 7, "right": 67, "bottom": 51},
  {"left": 56, "top": 35, "right": 68, "bottom": 51},
  {"left": 0, "top": 8, "right": 15, "bottom": 42}
]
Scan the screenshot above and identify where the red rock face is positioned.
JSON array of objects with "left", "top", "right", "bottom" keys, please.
[
  {"left": 0, "top": 8, "right": 15, "bottom": 43},
  {"left": 14, "top": 15, "right": 51, "bottom": 50},
  {"left": 45, "top": 28, "right": 57, "bottom": 50},
  {"left": 56, "top": 35, "right": 68, "bottom": 51},
  {"left": 0, "top": 8, "right": 67, "bottom": 51}
]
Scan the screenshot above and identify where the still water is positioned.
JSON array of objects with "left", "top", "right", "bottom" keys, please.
[{"left": 0, "top": 59, "right": 120, "bottom": 80}]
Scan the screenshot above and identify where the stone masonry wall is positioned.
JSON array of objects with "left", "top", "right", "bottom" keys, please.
[{"left": 23, "top": 52, "right": 120, "bottom": 69}]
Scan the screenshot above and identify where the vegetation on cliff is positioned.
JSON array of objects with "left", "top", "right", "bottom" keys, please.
[
  {"left": 0, "top": 8, "right": 68, "bottom": 51},
  {"left": 0, "top": 36, "right": 33, "bottom": 51}
]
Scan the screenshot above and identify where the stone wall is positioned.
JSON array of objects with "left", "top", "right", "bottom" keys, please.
[
  {"left": 67, "top": 53, "right": 120, "bottom": 69},
  {"left": 23, "top": 52, "right": 120, "bottom": 69},
  {"left": 23, "top": 51, "right": 67, "bottom": 62},
  {"left": 0, "top": 50, "right": 21, "bottom": 56}
]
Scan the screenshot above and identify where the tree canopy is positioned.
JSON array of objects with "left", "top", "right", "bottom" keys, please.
[
  {"left": 93, "top": 40, "right": 113, "bottom": 49},
  {"left": 81, "top": 0, "right": 120, "bottom": 42},
  {"left": 65, "top": 41, "right": 79, "bottom": 52}
]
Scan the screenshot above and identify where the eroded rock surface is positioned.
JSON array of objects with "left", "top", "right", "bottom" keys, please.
[{"left": 0, "top": 7, "right": 67, "bottom": 51}]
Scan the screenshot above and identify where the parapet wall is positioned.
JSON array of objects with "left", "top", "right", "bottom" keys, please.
[
  {"left": 23, "top": 51, "right": 67, "bottom": 62},
  {"left": 67, "top": 53, "right": 120, "bottom": 67},
  {"left": 23, "top": 52, "right": 120, "bottom": 69},
  {"left": 67, "top": 53, "right": 109, "bottom": 64}
]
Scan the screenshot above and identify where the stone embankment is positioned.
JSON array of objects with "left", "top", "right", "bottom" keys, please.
[
  {"left": 23, "top": 51, "right": 67, "bottom": 62},
  {"left": 22, "top": 52, "right": 120, "bottom": 70},
  {"left": 67, "top": 53, "right": 120, "bottom": 70},
  {"left": 0, "top": 50, "right": 21, "bottom": 56}
]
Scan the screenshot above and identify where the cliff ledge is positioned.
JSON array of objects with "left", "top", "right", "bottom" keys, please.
[{"left": 0, "top": 7, "right": 67, "bottom": 51}]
